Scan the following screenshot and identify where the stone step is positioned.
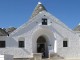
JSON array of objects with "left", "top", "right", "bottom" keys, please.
[{"left": 42, "top": 58, "right": 50, "bottom": 60}]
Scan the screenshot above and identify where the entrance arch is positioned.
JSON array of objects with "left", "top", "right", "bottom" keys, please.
[{"left": 37, "top": 36, "right": 48, "bottom": 58}]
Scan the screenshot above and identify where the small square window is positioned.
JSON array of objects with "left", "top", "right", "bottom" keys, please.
[
  {"left": 42, "top": 18, "right": 47, "bottom": 25},
  {"left": 19, "top": 41, "right": 24, "bottom": 48},
  {"left": 0, "top": 41, "right": 5, "bottom": 48},
  {"left": 63, "top": 41, "right": 68, "bottom": 47}
]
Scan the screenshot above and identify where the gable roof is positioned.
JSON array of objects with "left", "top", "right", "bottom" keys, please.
[
  {"left": 10, "top": 11, "right": 75, "bottom": 36},
  {"left": 9, "top": 2, "right": 75, "bottom": 36}
]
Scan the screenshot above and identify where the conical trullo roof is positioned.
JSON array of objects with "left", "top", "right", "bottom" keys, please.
[
  {"left": 0, "top": 28, "right": 9, "bottom": 36},
  {"left": 30, "top": 2, "right": 47, "bottom": 18},
  {"left": 5, "top": 27, "right": 16, "bottom": 34},
  {"left": 74, "top": 23, "right": 80, "bottom": 31}
]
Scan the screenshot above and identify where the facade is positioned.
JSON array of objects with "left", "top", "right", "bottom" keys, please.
[{"left": 0, "top": 2, "right": 80, "bottom": 60}]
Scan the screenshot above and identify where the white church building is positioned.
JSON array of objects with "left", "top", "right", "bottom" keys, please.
[{"left": 0, "top": 2, "right": 80, "bottom": 60}]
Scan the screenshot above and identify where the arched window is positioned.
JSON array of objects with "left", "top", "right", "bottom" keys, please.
[{"left": 37, "top": 36, "right": 46, "bottom": 43}]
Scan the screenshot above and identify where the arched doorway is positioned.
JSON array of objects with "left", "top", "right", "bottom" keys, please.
[{"left": 37, "top": 36, "right": 48, "bottom": 58}]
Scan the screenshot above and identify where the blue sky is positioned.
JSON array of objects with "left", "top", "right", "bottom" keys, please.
[{"left": 0, "top": 0, "right": 80, "bottom": 29}]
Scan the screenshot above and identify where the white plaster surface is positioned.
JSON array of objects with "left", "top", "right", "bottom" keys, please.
[
  {"left": 0, "top": 55, "right": 13, "bottom": 60},
  {"left": 0, "top": 11, "right": 80, "bottom": 59}
]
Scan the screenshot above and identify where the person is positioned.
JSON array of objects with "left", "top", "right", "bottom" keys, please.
[{"left": 41, "top": 48, "right": 45, "bottom": 57}]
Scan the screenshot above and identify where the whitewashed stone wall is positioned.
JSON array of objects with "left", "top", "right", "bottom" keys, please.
[
  {"left": 0, "top": 11, "right": 80, "bottom": 59},
  {"left": 0, "top": 55, "right": 13, "bottom": 60}
]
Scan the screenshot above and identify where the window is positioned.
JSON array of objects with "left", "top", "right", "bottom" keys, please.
[
  {"left": 18, "top": 37, "right": 25, "bottom": 48},
  {"left": 63, "top": 41, "right": 68, "bottom": 47},
  {"left": 19, "top": 41, "right": 24, "bottom": 48},
  {"left": 42, "top": 18, "right": 47, "bottom": 25},
  {"left": 0, "top": 41, "right": 5, "bottom": 48}
]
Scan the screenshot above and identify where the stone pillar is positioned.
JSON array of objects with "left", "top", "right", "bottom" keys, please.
[{"left": 54, "top": 40, "right": 57, "bottom": 53}]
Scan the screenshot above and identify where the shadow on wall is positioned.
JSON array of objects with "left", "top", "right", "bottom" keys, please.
[{"left": 6, "top": 37, "right": 18, "bottom": 47}]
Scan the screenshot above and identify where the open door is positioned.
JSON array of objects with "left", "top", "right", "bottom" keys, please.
[{"left": 37, "top": 36, "right": 48, "bottom": 58}]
